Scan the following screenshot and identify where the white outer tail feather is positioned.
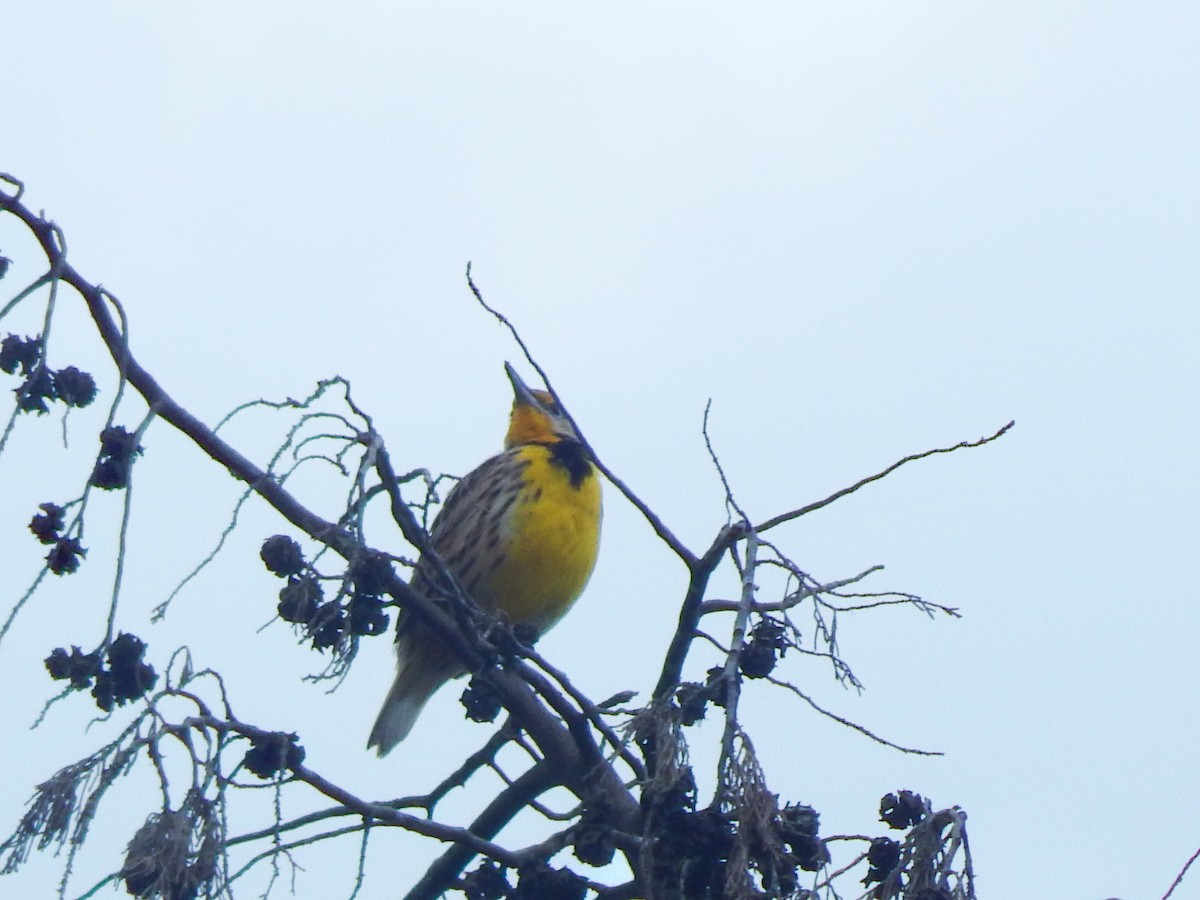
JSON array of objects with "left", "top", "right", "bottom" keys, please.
[{"left": 367, "top": 660, "right": 447, "bottom": 756}]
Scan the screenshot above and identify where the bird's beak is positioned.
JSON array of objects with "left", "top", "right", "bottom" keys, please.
[{"left": 504, "top": 362, "right": 541, "bottom": 407}]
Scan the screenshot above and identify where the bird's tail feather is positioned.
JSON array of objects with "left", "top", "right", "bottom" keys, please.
[{"left": 368, "top": 639, "right": 456, "bottom": 756}]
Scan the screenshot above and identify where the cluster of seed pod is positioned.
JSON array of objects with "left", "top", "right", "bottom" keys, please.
[
  {"left": 44, "top": 632, "right": 157, "bottom": 712},
  {"left": 260, "top": 535, "right": 392, "bottom": 651},
  {"left": 1, "top": 333, "right": 97, "bottom": 415}
]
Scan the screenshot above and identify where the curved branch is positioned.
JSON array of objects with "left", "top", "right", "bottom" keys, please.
[
  {"left": 698, "top": 566, "right": 885, "bottom": 614},
  {"left": 403, "top": 761, "right": 558, "bottom": 900},
  {"left": 0, "top": 183, "right": 359, "bottom": 561},
  {"left": 754, "top": 421, "right": 1015, "bottom": 534},
  {"left": 652, "top": 523, "right": 744, "bottom": 702},
  {"left": 185, "top": 714, "right": 525, "bottom": 864},
  {"left": 1164, "top": 845, "right": 1200, "bottom": 899},
  {"left": 764, "top": 676, "right": 942, "bottom": 756}
]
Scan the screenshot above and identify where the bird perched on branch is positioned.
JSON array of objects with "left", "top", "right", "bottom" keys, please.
[{"left": 368, "top": 363, "right": 602, "bottom": 755}]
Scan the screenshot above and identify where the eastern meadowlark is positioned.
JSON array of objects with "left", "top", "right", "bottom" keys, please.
[{"left": 368, "top": 363, "right": 602, "bottom": 755}]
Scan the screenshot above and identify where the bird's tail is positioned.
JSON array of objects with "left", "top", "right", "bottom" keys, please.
[{"left": 367, "top": 636, "right": 457, "bottom": 756}]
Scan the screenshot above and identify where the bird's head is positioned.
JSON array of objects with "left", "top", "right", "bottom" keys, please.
[{"left": 503, "top": 362, "right": 582, "bottom": 448}]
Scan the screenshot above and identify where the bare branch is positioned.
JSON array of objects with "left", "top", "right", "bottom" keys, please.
[
  {"left": 754, "top": 421, "right": 1015, "bottom": 534},
  {"left": 401, "top": 727, "right": 514, "bottom": 815},
  {"left": 1163, "top": 844, "right": 1200, "bottom": 899},
  {"left": 715, "top": 530, "right": 757, "bottom": 797},
  {"left": 175, "top": 714, "right": 526, "bottom": 865},
  {"left": 653, "top": 523, "right": 744, "bottom": 701},
  {"left": 765, "top": 676, "right": 942, "bottom": 756},
  {"left": 403, "top": 762, "right": 558, "bottom": 900},
  {"left": 519, "top": 650, "right": 646, "bottom": 781},
  {"left": 699, "top": 566, "right": 885, "bottom": 615},
  {"left": 701, "top": 399, "right": 748, "bottom": 524},
  {"left": 0, "top": 185, "right": 361, "bottom": 563}
]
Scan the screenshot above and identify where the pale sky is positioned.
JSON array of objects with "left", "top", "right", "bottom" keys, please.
[{"left": 2, "top": 4, "right": 1198, "bottom": 898}]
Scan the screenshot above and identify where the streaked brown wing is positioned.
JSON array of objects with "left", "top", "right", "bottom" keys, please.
[{"left": 404, "top": 449, "right": 529, "bottom": 620}]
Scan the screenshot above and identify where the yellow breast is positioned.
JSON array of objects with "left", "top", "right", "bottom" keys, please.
[{"left": 483, "top": 442, "right": 601, "bottom": 633}]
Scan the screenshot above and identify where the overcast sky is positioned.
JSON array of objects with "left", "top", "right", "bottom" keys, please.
[{"left": 3, "top": 4, "right": 1198, "bottom": 898}]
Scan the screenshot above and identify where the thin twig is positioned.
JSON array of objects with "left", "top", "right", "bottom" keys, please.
[
  {"left": 701, "top": 399, "right": 748, "bottom": 524},
  {"left": 767, "top": 676, "right": 942, "bottom": 756},
  {"left": 0, "top": 184, "right": 361, "bottom": 562},
  {"left": 699, "top": 566, "right": 886, "bottom": 614},
  {"left": 715, "top": 528, "right": 757, "bottom": 800},
  {"left": 754, "top": 422, "right": 1015, "bottom": 533},
  {"left": 1163, "top": 844, "right": 1200, "bottom": 899}
]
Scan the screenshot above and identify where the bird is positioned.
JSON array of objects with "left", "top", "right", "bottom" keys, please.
[{"left": 368, "top": 362, "right": 602, "bottom": 755}]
